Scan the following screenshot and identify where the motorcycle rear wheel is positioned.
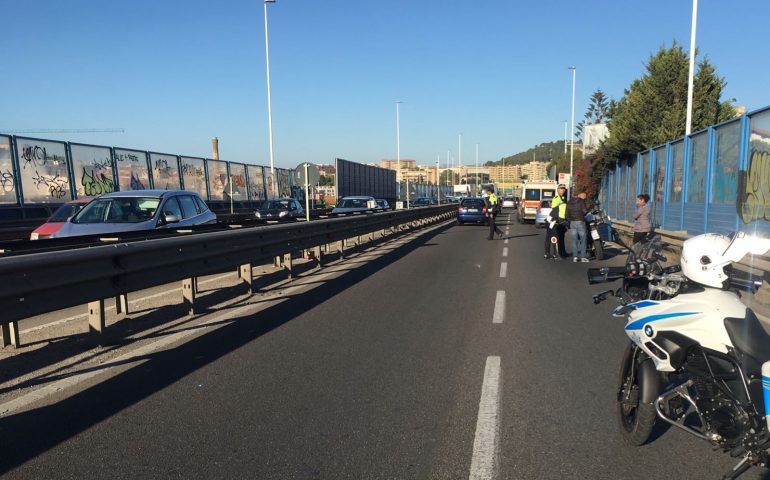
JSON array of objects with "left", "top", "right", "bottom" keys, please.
[{"left": 617, "top": 343, "right": 657, "bottom": 446}]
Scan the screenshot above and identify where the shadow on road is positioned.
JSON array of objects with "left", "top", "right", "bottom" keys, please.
[{"left": 0, "top": 222, "right": 453, "bottom": 474}]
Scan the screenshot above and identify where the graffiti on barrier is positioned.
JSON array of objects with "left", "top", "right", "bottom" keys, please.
[
  {"left": 738, "top": 150, "right": 770, "bottom": 223},
  {"left": 21, "top": 145, "right": 65, "bottom": 169},
  {"left": 82, "top": 168, "right": 115, "bottom": 196},
  {"left": 31, "top": 171, "right": 69, "bottom": 199},
  {"left": 1, "top": 169, "right": 15, "bottom": 193},
  {"left": 130, "top": 171, "right": 147, "bottom": 190}
]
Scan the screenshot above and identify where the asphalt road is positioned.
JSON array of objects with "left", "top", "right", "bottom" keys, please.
[{"left": 1, "top": 211, "right": 769, "bottom": 479}]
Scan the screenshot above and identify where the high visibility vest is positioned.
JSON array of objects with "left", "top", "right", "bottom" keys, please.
[{"left": 489, "top": 193, "right": 498, "bottom": 205}]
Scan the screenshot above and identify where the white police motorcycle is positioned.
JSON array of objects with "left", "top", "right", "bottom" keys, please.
[{"left": 590, "top": 231, "right": 770, "bottom": 479}]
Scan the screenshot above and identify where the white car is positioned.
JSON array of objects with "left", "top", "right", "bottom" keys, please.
[
  {"left": 502, "top": 196, "right": 516, "bottom": 209},
  {"left": 331, "top": 196, "right": 377, "bottom": 214}
]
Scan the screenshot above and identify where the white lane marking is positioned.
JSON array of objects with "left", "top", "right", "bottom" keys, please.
[
  {"left": 493, "top": 291, "right": 505, "bottom": 324},
  {"left": 20, "top": 272, "right": 236, "bottom": 334},
  {"left": 469, "top": 356, "right": 502, "bottom": 480},
  {"left": 504, "top": 239, "right": 508, "bottom": 244},
  {"left": 499, "top": 262, "right": 507, "bottom": 278},
  {"left": 502, "top": 247, "right": 508, "bottom": 257}
]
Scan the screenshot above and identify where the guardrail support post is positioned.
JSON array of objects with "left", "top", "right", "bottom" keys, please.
[
  {"left": 1, "top": 321, "right": 20, "bottom": 348},
  {"left": 240, "top": 263, "right": 253, "bottom": 292},
  {"left": 115, "top": 294, "right": 129, "bottom": 315},
  {"left": 313, "top": 245, "right": 323, "bottom": 268},
  {"left": 337, "top": 240, "right": 345, "bottom": 258},
  {"left": 183, "top": 278, "right": 197, "bottom": 315},
  {"left": 88, "top": 300, "right": 106, "bottom": 338},
  {"left": 274, "top": 255, "right": 282, "bottom": 268},
  {"left": 283, "top": 253, "right": 293, "bottom": 278}
]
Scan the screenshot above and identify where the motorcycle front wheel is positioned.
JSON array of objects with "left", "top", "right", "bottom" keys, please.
[
  {"left": 617, "top": 343, "right": 657, "bottom": 446},
  {"left": 594, "top": 239, "right": 604, "bottom": 260}
]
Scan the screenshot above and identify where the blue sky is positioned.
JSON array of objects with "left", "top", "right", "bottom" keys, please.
[{"left": 2, "top": 0, "right": 768, "bottom": 169}]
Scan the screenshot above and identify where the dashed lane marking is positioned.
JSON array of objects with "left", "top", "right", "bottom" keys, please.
[
  {"left": 492, "top": 291, "right": 505, "bottom": 324},
  {"left": 502, "top": 247, "right": 508, "bottom": 257},
  {"left": 499, "top": 262, "right": 507, "bottom": 278},
  {"left": 469, "top": 356, "right": 502, "bottom": 480}
]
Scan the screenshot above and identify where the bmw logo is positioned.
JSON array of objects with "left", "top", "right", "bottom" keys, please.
[{"left": 644, "top": 325, "right": 654, "bottom": 337}]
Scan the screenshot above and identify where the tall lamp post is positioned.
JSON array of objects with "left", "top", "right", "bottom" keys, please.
[
  {"left": 475, "top": 142, "right": 479, "bottom": 193},
  {"left": 568, "top": 66, "right": 576, "bottom": 188},
  {"left": 685, "top": 0, "right": 698, "bottom": 135},
  {"left": 396, "top": 101, "right": 408, "bottom": 208},
  {"left": 264, "top": 0, "right": 277, "bottom": 197}
]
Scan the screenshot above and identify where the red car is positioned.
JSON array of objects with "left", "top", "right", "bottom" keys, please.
[{"left": 30, "top": 198, "right": 92, "bottom": 240}]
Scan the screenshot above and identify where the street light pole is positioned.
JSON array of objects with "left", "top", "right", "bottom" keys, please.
[
  {"left": 475, "top": 142, "right": 479, "bottom": 193},
  {"left": 396, "top": 101, "right": 409, "bottom": 208},
  {"left": 264, "top": 0, "right": 277, "bottom": 198},
  {"left": 563, "top": 120, "right": 568, "bottom": 154},
  {"left": 568, "top": 66, "right": 576, "bottom": 187},
  {"left": 685, "top": 0, "right": 698, "bottom": 135}
]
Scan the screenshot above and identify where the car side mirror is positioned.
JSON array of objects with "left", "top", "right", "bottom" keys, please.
[{"left": 162, "top": 213, "right": 180, "bottom": 225}]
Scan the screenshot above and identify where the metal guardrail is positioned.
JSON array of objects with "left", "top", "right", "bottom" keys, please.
[{"left": 0, "top": 205, "right": 456, "bottom": 347}]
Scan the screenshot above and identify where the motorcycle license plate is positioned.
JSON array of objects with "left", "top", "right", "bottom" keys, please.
[{"left": 591, "top": 229, "right": 600, "bottom": 240}]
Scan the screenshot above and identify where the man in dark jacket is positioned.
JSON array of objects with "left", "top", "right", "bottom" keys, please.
[{"left": 566, "top": 191, "right": 590, "bottom": 262}]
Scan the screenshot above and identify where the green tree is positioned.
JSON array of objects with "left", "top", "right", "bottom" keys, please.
[
  {"left": 602, "top": 42, "right": 736, "bottom": 161},
  {"left": 585, "top": 89, "right": 610, "bottom": 124}
]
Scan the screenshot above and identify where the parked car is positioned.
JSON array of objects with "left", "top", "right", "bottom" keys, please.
[
  {"left": 375, "top": 199, "right": 390, "bottom": 209},
  {"left": 457, "top": 197, "right": 487, "bottom": 225},
  {"left": 534, "top": 199, "right": 553, "bottom": 228},
  {"left": 52, "top": 190, "right": 217, "bottom": 238},
  {"left": 411, "top": 197, "right": 434, "bottom": 207},
  {"left": 30, "top": 198, "right": 92, "bottom": 240},
  {"left": 502, "top": 196, "right": 516, "bottom": 209},
  {"left": 255, "top": 198, "right": 304, "bottom": 220},
  {"left": 331, "top": 196, "right": 377, "bottom": 214}
]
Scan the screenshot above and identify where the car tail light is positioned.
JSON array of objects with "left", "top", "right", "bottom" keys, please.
[
  {"left": 537, "top": 206, "right": 541, "bottom": 214},
  {"left": 458, "top": 207, "right": 465, "bottom": 213},
  {"left": 482, "top": 207, "right": 487, "bottom": 214}
]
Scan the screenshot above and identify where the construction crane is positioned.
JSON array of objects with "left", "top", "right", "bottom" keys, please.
[{"left": 1, "top": 128, "right": 125, "bottom": 134}]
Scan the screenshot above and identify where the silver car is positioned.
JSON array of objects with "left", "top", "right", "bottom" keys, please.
[
  {"left": 331, "top": 196, "right": 377, "bottom": 214},
  {"left": 53, "top": 190, "right": 217, "bottom": 238}
]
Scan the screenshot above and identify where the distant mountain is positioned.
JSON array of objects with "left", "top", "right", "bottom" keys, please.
[{"left": 486, "top": 140, "right": 570, "bottom": 166}]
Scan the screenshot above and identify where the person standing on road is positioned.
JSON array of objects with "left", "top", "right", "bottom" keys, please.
[
  {"left": 550, "top": 184, "right": 569, "bottom": 257},
  {"left": 633, "top": 194, "right": 652, "bottom": 244},
  {"left": 567, "top": 191, "right": 590, "bottom": 262},
  {"left": 483, "top": 188, "right": 503, "bottom": 240}
]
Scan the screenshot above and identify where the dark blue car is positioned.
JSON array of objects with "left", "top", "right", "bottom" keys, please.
[{"left": 457, "top": 197, "right": 487, "bottom": 225}]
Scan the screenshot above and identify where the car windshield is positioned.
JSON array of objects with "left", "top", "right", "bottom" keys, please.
[
  {"left": 264, "top": 200, "right": 291, "bottom": 210},
  {"left": 73, "top": 197, "right": 160, "bottom": 224},
  {"left": 49, "top": 203, "right": 86, "bottom": 222},
  {"left": 337, "top": 198, "right": 369, "bottom": 208},
  {"left": 461, "top": 199, "right": 484, "bottom": 208},
  {"left": 540, "top": 200, "right": 552, "bottom": 208}
]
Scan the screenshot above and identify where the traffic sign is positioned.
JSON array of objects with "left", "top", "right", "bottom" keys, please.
[{"left": 294, "top": 162, "right": 320, "bottom": 186}]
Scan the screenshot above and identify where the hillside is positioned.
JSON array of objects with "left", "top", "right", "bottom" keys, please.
[{"left": 486, "top": 140, "right": 571, "bottom": 166}]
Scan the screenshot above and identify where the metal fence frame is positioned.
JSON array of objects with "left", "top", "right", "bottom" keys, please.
[{"left": 600, "top": 104, "right": 770, "bottom": 237}]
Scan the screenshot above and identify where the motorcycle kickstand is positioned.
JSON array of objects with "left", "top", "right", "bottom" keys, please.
[{"left": 721, "top": 455, "right": 751, "bottom": 480}]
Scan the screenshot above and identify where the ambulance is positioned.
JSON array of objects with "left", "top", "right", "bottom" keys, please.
[{"left": 517, "top": 180, "right": 559, "bottom": 223}]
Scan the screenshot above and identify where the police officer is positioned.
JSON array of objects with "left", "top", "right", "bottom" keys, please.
[
  {"left": 550, "top": 184, "right": 569, "bottom": 257},
  {"left": 484, "top": 187, "right": 504, "bottom": 240}
]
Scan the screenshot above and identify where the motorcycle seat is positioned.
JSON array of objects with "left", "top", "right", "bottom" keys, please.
[{"left": 724, "top": 309, "right": 770, "bottom": 365}]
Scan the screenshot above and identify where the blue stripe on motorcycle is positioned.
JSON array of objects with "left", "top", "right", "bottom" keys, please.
[
  {"left": 764, "top": 376, "right": 770, "bottom": 418},
  {"left": 631, "top": 300, "right": 659, "bottom": 309},
  {"left": 624, "top": 312, "right": 700, "bottom": 331}
]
